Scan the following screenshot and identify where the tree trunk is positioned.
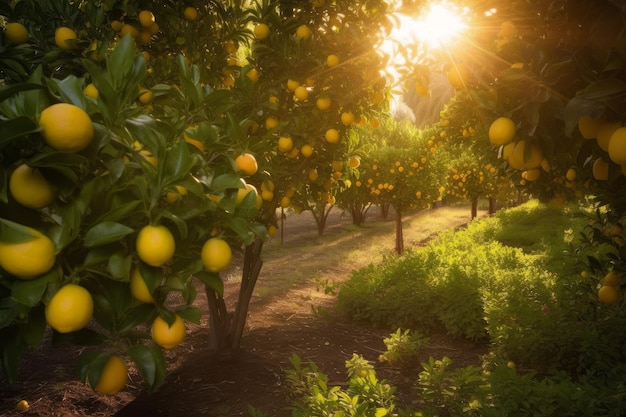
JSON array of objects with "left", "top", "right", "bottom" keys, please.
[
  {"left": 380, "top": 202, "right": 391, "bottom": 219},
  {"left": 311, "top": 203, "right": 333, "bottom": 236},
  {"left": 488, "top": 197, "right": 496, "bottom": 215},
  {"left": 205, "top": 237, "right": 264, "bottom": 352},
  {"left": 471, "top": 198, "right": 478, "bottom": 219},
  {"left": 395, "top": 207, "right": 404, "bottom": 255}
]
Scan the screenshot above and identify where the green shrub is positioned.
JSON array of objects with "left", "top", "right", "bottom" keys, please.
[{"left": 378, "top": 329, "right": 429, "bottom": 367}]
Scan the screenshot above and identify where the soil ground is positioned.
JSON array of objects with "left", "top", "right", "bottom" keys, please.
[{"left": 0, "top": 204, "right": 488, "bottom": 417}]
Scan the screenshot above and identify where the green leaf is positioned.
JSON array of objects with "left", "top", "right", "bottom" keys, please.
[
  {"left": 84, "top": 222, "right": 134, "bottom": 247},
  {"left": 0, "top": 326, "right": 27, "bottom": 386},
  {"left": 138, "top": 264, "right": 163, "bottom": 294},
  {"left": 375, "top": 408, "right": 388, "bottom": 417},
  {"left": 0, "top": 116, "right": 39, "bottom": 149},
  {"left": 77, "top": 350, "right": 110, "bottom": 388},
  {"left": 84, "top": 246, "right": 118, "bottom": 267},
  {"left": 163, "top": 139, "right": 193, "bottom": 181},
  {"left": 11, "top": 276, "right": 48, "bottom": 307},
  {"left": 0, "top": 82, "right": 45, "bottom": 104},
  {"left": 175, "top": 305, "right": 201, "bottom": 324},
  {"left": 18, "top": 304, "right": 46, "bottom": 347},
  {"left": 47, "top": 74, "right": 86, "bottom": 108},
  {"left": 116, "top": 304, "right": 155, "bottom": 335},
  {"left": 0, "top": 218, "right": 37, "bottom": 243},
  {"left": 108, "top": 251, "right": 132, "bottom": 279},
  {"left": 127, "top": 344, "right": 166, "bottom": 393},
  {"left": 211, "top": 173, "right": 244, "bottom": 192},
  {"left": 52, "top": 328, "right": 107, "bottom": 347},
  {"left": 96, "top": 200, "right": 141, "bottom": 223},
  {"left": 195, "top": 271, "right": 224, "bottom": 296}
]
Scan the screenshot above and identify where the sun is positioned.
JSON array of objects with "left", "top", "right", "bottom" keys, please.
[{"left": 414, "top": 2, "right": 468, "bottom": 48}]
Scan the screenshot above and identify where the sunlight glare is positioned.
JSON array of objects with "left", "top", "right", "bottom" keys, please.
[{"left": 415, "top": 2, "right": 467, "bottom": 48}]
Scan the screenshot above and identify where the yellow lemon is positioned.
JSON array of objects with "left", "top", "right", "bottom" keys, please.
[
  {"left": 254, "top": 23, "right": 270, "bottom": 40},
  {"left": 608, "top": 127, "right": 626, "bottom": 165},
  {"left": 55, "top": 27, "right": 77, "bottom": 50},
  {"left": 40, "top": 103, "right": 94, "bottom": 153},
  {"left": 235, "top": 153, "right": 259, "bottom": 176},
  {"left": 95, "top": 355, "right": 128, "bottom": 395},
  {"left": 488, "top": 117, "right": 516, "bottom": 145},
  {"left": 325, "top": 128, "right": 340, "bottom": 143},
  {"left": 152, "top": 314, "right": 186, "bottom": 349},
  {"left": 135, "top": 225, "right": 176, "bottom": 267},
  {"left": 130, "top": 267, "right": 155, "bottom": 303},
  {"left": 45, "top": 284, "right": 94, "bottom": 333},
  {"left": 9, "top": 164, "right": 56, "bottom": 209},
  {"left": 6, "top": 22, "right": 29, "bottom": 45},
  {"left": 201, "top": 238, "right": 232, "bottom": 272},
  {"left": 0, "top": 226, "right": 55, "bottom": 278},
  {"left": 183, "top": 7, "right": 199, "bottom": 21}
]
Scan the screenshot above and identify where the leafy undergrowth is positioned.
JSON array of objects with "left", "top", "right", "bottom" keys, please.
[{"left": 331, "top": 200, "right": 626, "bottom": 416}]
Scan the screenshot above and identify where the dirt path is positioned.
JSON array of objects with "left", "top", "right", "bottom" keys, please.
[{"left": 0, "top": 205, "right": 488, "bottom": 417}]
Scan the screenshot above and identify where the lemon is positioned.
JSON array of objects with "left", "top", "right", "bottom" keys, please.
[
  {"left": 136, "top": 225, "right": 176, "bottom": 267},
  {"left": 300, "top": 143, "right": 314, "bottom": 158},
  {"left": 254, "top": 23, "right": 270, "bottom": 40},
  {"left": 608, "top": 127, "right": 626, "bottom": 165},
  {"left": 45, "top": 284, "right": 94, "bottom": 333},
  {"left": 598, "top": 285, "right": 619, "bottom": 305},
  {"left": 295, "top": 25, "right": 312, "bottom": 40},
  {"left": 39, "top": 103, "right": 94, "bottom": 153},
  {"left": 265, "top": 116, "right": 279, "bottom": 129},
  {"left": 5, "top": 22, "right": 29, "bottom": 45},
  {"left": 596, "top": 121, "right": 621, "bottom": 152},
  {"left": 294, "top": 85, "right": 309, "bottom": 101},
  {"left": 95, "top": 355, "right": 128, "bottom": 395},
  {"left": 488, "top": 117, "right": 516, "bottom": 145},
  {"left": 578, "top": 116, "right": 602, "bottom": 139},
  {"left": 83, "top": 83, "right": 99, "bottom": 99},
  {"left": 183, "top": 6, "right": 199, "bottom": 21},
  {"left": 592, "top": 158, "right": 609, "bottom": 180},
  {"left": 235, "top": 153, "right": 259, "bottom": 176},
  {"left": 130, "top": 267, "right": 155, "bottom": 303},
  {"left": 325, "top": 128, "right": 340, "bottom": 143},
  {"left": 603, "top": 271, "right": 621, "bottom": 287},
  {"left": 9, "top": 164, "right": 56, "bottom": 209},
  {"left": 15, "top": 400, "right": 29, "bottom": 412},
  {"left": 326, "top": 54, "right": 340, "bottom": 67},
  {"left": 0, "top": 226, "right": 55, "bottom": 278},
  {"left": 54, "top": 27, "right": 77, "bottom": 50},
  {"left": 152, "top": 314, "right": 186, "bottom": 349},
  {"left": 138, "top": 10, "right": 155, "bottom": 28},
  {"left": 447, "top": 65, "right": 468, "bottom": 89},
  {"left": 246, "top": 68, "right": 259, "bottom": 82},
  {"left": 138, "top": 87, "right": 154, "bottom": 105},
  {"left": 277, "top": 136, "right": 294, "bottom": 153},
  {"left": 316, "top": 96, "right": 331, "bottom": 111},
  {"left": 201, "top": 238, "right": 233, "bottom": 272},
  {"left": 120, "top": 24, "right": 139, "bottom": 38},
  {"left": 340, "top": 111, "right": 355, "bottom": 126},
  {"left": 287, "top": 79, "right": 300, "bottom": 91}
]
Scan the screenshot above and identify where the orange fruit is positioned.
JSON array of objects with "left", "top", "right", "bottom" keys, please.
[
  {"left": 83, "top": 83, "right": 99, "bottom": 99},
  {"left": 294, "top": 85, "right": 309, "bottom": 101},
  {"left": 608, "top": 127, "right": 626, "bottom": 165},
  {"left": 340, "top": 111, "right": 355, "bottom": 126},
  {"left": 138, "top": 10, "right": 155, "bottom": 28},
  {"left": 592, "top": 158, "right": 609, "bottom": 180},
  {"left": 151, "top": 314, "right": 185, "bottom": 349},
  {"left": 277, "top": 136, "right": 294, "bottom": 152},
  {"left": 40, "top": 103, "right": 94, "bottom": 153},
  {"left": 596, "top": 121, "right": 621, "bottom": 152},
  {"left": 447, "top": 65, "right": 468, "bottom": 89},
  {"left": 326, "top": 54, "right": 340, "bottom": 67},
  {"left": 246, "top": 68, "right": 259, "bottom": 82},
  {"left": 45, "top": 284, "right": 94, "bottom": 333},
  {"left": 201, "top": 238, "right": 232, "bottom": 272},
  {"left": 603, "top": 271, "right": 622, "bottom": 287},
  {"left": 598, "top": 285, "right": 619, "bottom": 305},
  {"left": 578, "top": 116, "right": 602, "bottom": 139},
  {"left": 287, "top": 79, "right": 300, "bottom": 92},
  {"left": 325, "top": 128, "right": 340, "bottom": 143},
  {"left": 300, "top": 143, "right": 314, "bottom": 158},
  {"left": 235, "top": 153, "right": 258, "bottom": 176},
  {"left": 316, "top": 96, "right": 331, "bottom": 111},
  {"left": 183, "top": 7, "right": 199, "bottom": 21}
]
